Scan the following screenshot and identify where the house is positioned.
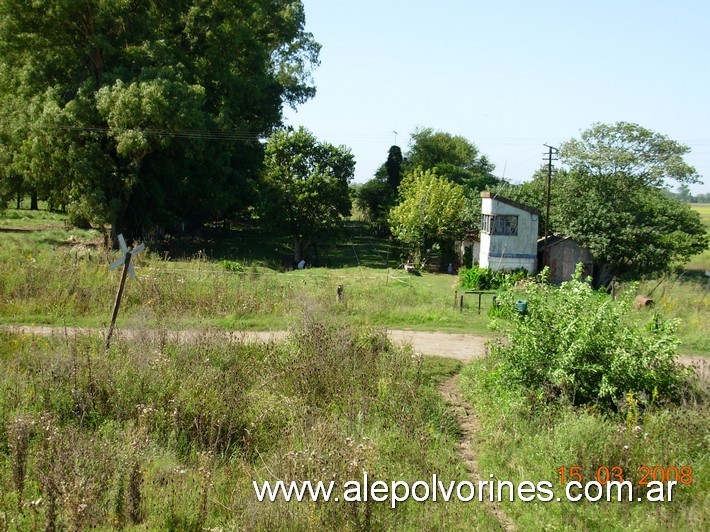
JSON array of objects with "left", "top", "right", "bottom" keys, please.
[
  {"left": 478, "top": 192, "right": 539, "bottom": 274},
  {"left": 538, "top": 236, "right": 594, "bottom": 284}
]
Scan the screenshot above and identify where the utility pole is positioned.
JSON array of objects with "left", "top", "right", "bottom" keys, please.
[{"left": 542, "top": 144, "right": 558, "bottom": 268}]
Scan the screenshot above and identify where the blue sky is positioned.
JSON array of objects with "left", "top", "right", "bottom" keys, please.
[{"left": 283, "top": 0, "right": 710, "bottom": 194}]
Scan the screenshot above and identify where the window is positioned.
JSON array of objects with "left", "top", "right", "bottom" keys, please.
[
  {"left": 480, "top": 214, "right": 518, "bottom": 236},
  {"left": 481, "top": 214, "right": 492, "bottom": 234}
]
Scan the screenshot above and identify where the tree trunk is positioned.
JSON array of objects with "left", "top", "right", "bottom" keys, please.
[
  {"left": 293, "top": 237, "right": 305, "bottom": 266},
  {"left": 30, "top": 189, "right": 38, "bottom": 210},
  {"left": 16, "top": 193, "right": 21, "bottom": 209}
]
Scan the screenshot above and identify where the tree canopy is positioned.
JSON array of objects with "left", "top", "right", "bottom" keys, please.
[
  {"left": 388, "top": 168, "right": 467, "bottom": 266},
  {"left": 553, "top": 123, "right": 707, "bottom": 281},
  {"left": 356, "top": 145, "right": 402, "bottom": 223},
  {"left": 405, "top": 127, "right": 497, "bottom": 191},
  {"left": 560, "top": 121, "right": 700, "bottom": 187},
  {"left": 0, "top": 0, "right": 320, "bottom": 240},
  {"left": 260, "top": 127, "right": 354, "bottom": 264}
]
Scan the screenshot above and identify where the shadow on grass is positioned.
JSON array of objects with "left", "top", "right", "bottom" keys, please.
[{"left": 157, "top": 221, "right": 406, "bottom": 270}]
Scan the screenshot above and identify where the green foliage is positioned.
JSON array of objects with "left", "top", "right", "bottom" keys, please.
[
  {"left": 220, "top": 260, "right": 244, "bottom": 273},
  {"left": 490, "top": 264, "right": 692, "bottom": 411},
  {"left": 0, "top": 319, "right": 494, "bottom": 528},
  {"left": 555, "top": 122, "right": 709, "bottom": 280},
  {"left": 388, "top": 168, "right": 467, "bottom": 265},
  {"left": 356, "top": 145, "right": 404, "bottom": 224},
  {"left": 560, "top": 121, "right": 700, "bottom": 187},
  {"left": 259, "top": 127, "right": 355, "bottom": 263},
  {"left": 458, "top": 266, "right": 529, "bottom": 290},
  {"left": 355, "top": 176, "right": 392, "bottom": 223},
  {"left": 460, "top": 357, "right": 708, "bottom": 530},
  {"left": 553, "top": 169, "right": 708, "bottom": 280},
  {"left": 405, "top": 127, "right": 497, "bottom": 191},
  {"left": 0, "top": 0, "right": 321, "bottom": 236}
]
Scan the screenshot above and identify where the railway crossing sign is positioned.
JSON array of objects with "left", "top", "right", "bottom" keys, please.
[
  {"left": 105, "top": 234, "right": 145, "bottom": 349},
  {"left": 109, "top": 234, "right": 145, "bottom": 278}
]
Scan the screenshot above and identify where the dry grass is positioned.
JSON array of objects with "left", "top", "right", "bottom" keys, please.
[{"left": 0, "top": 314, "right": 495, "bottom": 529}]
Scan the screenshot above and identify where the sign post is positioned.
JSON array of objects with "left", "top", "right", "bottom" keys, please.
[{"left": 105, "top": 234, "right": 144, "bottom": 349}]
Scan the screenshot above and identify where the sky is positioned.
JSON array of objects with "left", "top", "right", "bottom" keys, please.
[{"left": 283, "top": 0, "right": 710, "bottom": 194}]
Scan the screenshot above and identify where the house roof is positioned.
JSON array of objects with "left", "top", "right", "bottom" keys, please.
[{"left": 480, "top": 191, "right": 540, "bottom": 215}]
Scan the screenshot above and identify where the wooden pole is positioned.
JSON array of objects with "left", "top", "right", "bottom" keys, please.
[{"left": 105, "top": 251, "right": 131, "bottom": 350}]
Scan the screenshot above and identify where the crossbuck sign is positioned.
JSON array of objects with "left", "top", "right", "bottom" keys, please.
[{"left": 105, "top": 234, "right": 145, "bottom": 349}]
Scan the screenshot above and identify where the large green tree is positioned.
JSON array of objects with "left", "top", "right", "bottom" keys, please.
[
  {"left": 0, "top": 0, "right": 320, "bottom": 240},
  {"left": 405, "top": 127, "right": 497, "bottom": 191},
  {"left": 560, "top": 121, "right": 700, "bottom": 187},
  {"left": 556, "top": 122, "right": 707, "bottom": 282},
  {"left": 388, "top": 168, "right": 467, "bottom": 266},
  {"left": 260, "top": 127, "right": 354, "bottom": 264}
]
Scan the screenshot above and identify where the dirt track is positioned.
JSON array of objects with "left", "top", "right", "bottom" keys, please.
[
  {"left": 2, "top": 325, "right": 491, "bottom": 362},
  {"left": 2, "top": 325, "right": 707, "bottom": 378}
]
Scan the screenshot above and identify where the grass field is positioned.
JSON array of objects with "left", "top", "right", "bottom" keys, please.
[
  {"left": 1, "top": 205, "right": 708, "bottom": 530},
  {"left": 0, "top": 321, "right": 502, "bottom": 530},
  {"left": 0, "top": 208, "right": 494, "bottom": 335},
  {"left": 6, "top": 205, "right": 709, "bottom": 355}
]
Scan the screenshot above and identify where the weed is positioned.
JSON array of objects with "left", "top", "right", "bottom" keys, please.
[{"left": 8, "top": 416, "right": 34, "bottom": 514}]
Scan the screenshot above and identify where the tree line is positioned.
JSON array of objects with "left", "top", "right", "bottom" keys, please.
[
  {"left": 358, "top": 122, "right": 708, "bottom": 282},
  {"left": 0, "top": 2, "right": 706, "bottom": 279}
]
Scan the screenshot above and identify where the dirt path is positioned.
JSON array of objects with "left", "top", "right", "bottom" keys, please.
[
  {"left": 1, "top": 325, "right": 492, "bottom": 362},
  {"left": 439, "top": 374, "right": 515, "bottom": 531},
  {"left": 2, "top": 325, "right": 707, "bottom": 376}
]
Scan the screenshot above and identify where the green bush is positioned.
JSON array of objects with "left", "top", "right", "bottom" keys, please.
[
  {"left": 458, "top": 265, "right": 529, "bottom": 290},
  {"left": 220, "top": 260, "right": 244, "bottom": 272},
  {"left": 489, "top": 264, "right": 693, "bottom": 411}
]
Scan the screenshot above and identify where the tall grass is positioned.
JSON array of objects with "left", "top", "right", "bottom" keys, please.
[
  {"left": 0, "top": 242, "right": 486, "bottom": 333},
  {"left": 0, "top": 314, "right": 498, "bottom": 529}
]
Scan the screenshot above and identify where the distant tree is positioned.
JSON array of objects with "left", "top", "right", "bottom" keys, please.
[
  {"left": 389, "top": 168, "right": 467, "bottom": 266},
  {"left": 557, "top": 122, "right": 707, "bottom": 282},
  {"left": 356, "top": 145, "right": 403, "bottom": 223},
  {"left": 356, "top": 177, "right": 391, "bottom": 223},
  {"left": 405, "top": 127, "right": 498, "bottom": 191},
  {"left": 0, "top": 0, "right": 320, "bottom": 239},
  {"left": 260, "top": 127, "right": 355, "bottom": 264},
  {"left": 384, "top": 145, "right": 404, "bottom": 190},
  {"left": 676, "top": 184, "right": 692, "bottom": 203}
]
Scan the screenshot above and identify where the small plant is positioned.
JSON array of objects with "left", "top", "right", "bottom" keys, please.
[
  {"left": 221, "top": 259, "right": 244, "bottom": 272},
  {"left": 8, "top": 415, "right": 34, "bottom": 514}
]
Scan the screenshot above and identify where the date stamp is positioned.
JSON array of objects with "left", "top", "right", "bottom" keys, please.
[{"left": 557, "top": 465, "right": 694, "bottom": 486}]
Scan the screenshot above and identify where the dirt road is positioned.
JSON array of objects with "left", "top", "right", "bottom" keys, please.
[
  {"left": 2, "top": 325, "right": 491, "bottom": 362},
  {"left": 2, "top": 325, "right": 706, "bottom": 378}
]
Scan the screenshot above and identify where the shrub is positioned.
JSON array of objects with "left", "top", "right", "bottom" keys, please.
[
  {"left": 458, "top": 265, "right": 529, "bottom": 290},
  {"left": 220, "top": 260, "right": 244, "bottom": 272},
  {"left": 489, "top": 263, "right": 692, "bottom": 411}
]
